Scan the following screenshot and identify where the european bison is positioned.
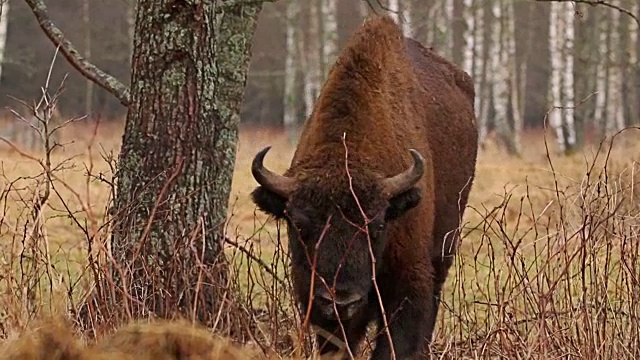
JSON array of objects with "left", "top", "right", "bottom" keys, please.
[{"left": 251, "top": 16, "right": 478, "bottom": 359}]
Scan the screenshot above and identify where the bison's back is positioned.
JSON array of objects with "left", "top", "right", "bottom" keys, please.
[{"left": 405, "top": 38, "right": 478, "bottom": 256}]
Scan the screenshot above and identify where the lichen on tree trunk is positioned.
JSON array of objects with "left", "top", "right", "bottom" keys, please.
[{"left": 89, "top": 0, "right": 262, "bottom": 330}]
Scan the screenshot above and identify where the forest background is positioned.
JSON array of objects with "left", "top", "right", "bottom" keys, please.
[
  {"left": 0, "top": 0, "right": 639, "bottom": 359},
  {"left": 1, "top": 0, "right": 638, "bottom": 154}
]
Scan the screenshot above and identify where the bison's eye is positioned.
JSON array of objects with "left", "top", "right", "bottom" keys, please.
[{"left": 367, "top": 222, "right": 385, "bottom": 237}]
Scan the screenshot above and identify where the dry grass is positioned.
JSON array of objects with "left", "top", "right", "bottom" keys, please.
[
  {"left": 0, "top": 316, "right": 266, "bottom": 359},
  {"left": 1, "top": 111, "right": 639, "bottom": 359}
]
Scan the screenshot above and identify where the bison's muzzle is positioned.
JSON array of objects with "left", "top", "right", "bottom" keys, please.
[{"left": 314, "top": 288, "right": 364, "bottom": 321}]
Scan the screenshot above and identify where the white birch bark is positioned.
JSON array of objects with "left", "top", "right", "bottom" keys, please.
[
  {"left": 561, "top": 2, "right": 576, "bottom": 148},
  {"left": 626, "top": 1, "right": 638, "bottom": 124},
  {"left": 630, "top": 3, "right": 638, "bottom": 66},
  {"left": 402, "top": 1, "right": 414, "bottom": 37},
  {"left": 388, "top": 0, "right": 413, "bottom": 36},
  {"left": 320, "top": 0, "right": 338, "bottom": 78},
  {"left": 303, "top": 1, "right": 321, "bottom": 118},
  {"left": 283, "top": 0, "right": 299, "bottom": 137},
  {"left": 506, "top": 0, "right": 522, "bottom": 153},
  {"left": 462, "top": 0, "right": 475, "bottom": 76},
  {"left": 606, "top": 5, "right": 624, "bottom": 134},
  {"left": 428, "top": 0, "right": 453, "bottom": 58},
  {"left": 633, "top": 2, "right": 639, "bottom": 124},
  {"left": 388, "top": 0, "right": 400, "bottom": 24},
  {"left": 548, "top": 1, "right": 571, "bottom": 153},
  {"left": 594, "top": 9, "right": 609, "bottom": 129},
  {"left": 490, "top": 0, "right": 512, "bottom": 152},
  {"left": 0, "top": 0, "right": 9, "bottom": 82},
  {"left": 474, "top": 2, "right": 489, "bottom": 146},
  {"left": 359, "top": 0, "right": 369, "bottom": 19},
  {"left": 547, "top": 1, "right": 577, "bottom": 152},
  {"left": 442, "top": 0, "right": 454, "bottom": 58},
  {"left": 83, "top": 0, "right": 93, "bottom": 115}
]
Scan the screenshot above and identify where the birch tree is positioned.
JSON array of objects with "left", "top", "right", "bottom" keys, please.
[
  {"left": 388, "top": 0, "right": 413, "bottom": 36},
  {"left": 635, "top": 1, "right": 640, "bottom": 125},
  {"left": 605, "top": 5, "right": 625, "bottom": 135},
  {"left": 302, "top": 1, "right": 321, "bottom": 118},
  {"left": 359, "top": 0, "right": 369, "bottom": 19},
  {"left": 548, "top": 1, "right": 577, "bottom": 154},
  {"left": 0, "top": 0, "right": 9, "bottom": 82},
  {"left": 463, "top": 0, "right": 489, "bottom": 145},
  {"left": 283, "top": 0, "right": 299, "bottom": 141},
  {"left": 594, "top": 7, "right": 610, "bottom": 132},
  {"left": 489, "top": 1, "right": 510, "bottom": 151},
  {"left": 427, "top": 0, "right": 454, "bottom": 59},
  {"left": 506, "top": 0, "right": 523, "bottom": 154},
  {"left": 320, "top": 0, "right": 337, "bottom": 78},
  {"left": 478, "top": 0, "right": 519, "bottom": 154},
  {"left": 82, "top": 0, "right": 92, "bottom": 115},
  {"left": 623, "top": 1, "right": 639, "bottom": 125}
]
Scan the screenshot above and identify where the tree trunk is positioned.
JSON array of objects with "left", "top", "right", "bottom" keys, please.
[
  {"left": 283, "top": 0, "right": 300, "bottom": 142},
  {"left": 402, "top": 0, "right": 413, "bottom": 36},
  {"left": 606, "top": 4, "right": 624, "bottom": 135},
  {"left": 386, "top": 0, "right": 412, "bottom": 36},
  {"left": 388, "top": 0, "right": 400, "bottom": 24},
  {"left": 303, "top": 0, "right": 321, "bottom": 118},
  {"left": 490, "top": 0, "right": 513, "bottom": 154},
  {"left": 475, "top": 0, "right": 490, "bottom": 147},
  {"left": 82, "top": 0, "right": 93, "bottom": 116},
  {"left": 358, "top": 0, "right": 369, "bottom": 19},
  {"left": 506, "top": 0, "right": 522, "bottom": 154},
  {"left": 0, "top": 0, "right": 9, "bottom": 81},
  {"left": 635, "top": 2, "right": 640, "bottom": 125},
  {"left": 427, "top": 0, "right": 453, "bottom": 59},
  {"left": 461, "top": 0, "right": 475, "bottom": 76},
  {"left": 573, "top": 3, "right": 595, "bottom": 147},
  {"left": 624, "top": 1, "right": 639, "bottom": 125},
  {"left": 594, "top": 8, "right": 609, "bottom": 136},
  {"left": 87, "top": 0, "right": 263, "bottom": 331},
  {"left": 548, "top": 1, "right": 577, "bottom": 154},
  {"left": 561, "top": 1, "right": 576, "bottom": 152},
  {"left": 320, "top": 0, "right": 337, "bottom": 79}
]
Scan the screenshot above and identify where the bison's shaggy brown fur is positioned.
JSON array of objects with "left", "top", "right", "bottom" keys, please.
[
  {"left": 0, "top": 318, "right": 253, "bottom": 360},
  {"left": 251, "top": 15, "right": 478, "bottom": 359}
]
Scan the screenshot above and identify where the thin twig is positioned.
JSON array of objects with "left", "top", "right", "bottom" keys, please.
[{"left": 535, "top": 0, "right": 640, "bottom": 28}]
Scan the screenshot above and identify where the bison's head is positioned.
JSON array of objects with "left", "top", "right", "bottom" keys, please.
[{"left": 250, "top": 147, "right": 424, "bottom": 321}]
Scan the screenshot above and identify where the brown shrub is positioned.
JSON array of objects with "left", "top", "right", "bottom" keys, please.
[
  {"left": 86, "top": 319, "right": 252, "bottom": 360},
  {"left": 0, "top": 318, "right": 84, "bottom": 360},
  {"left": 0, "top": 318, "right": 261, "bottom": 360}
]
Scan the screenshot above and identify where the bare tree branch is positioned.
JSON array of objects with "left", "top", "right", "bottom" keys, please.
[
  {"left": 23, "top": 0, "right": 131, "bottom": 107},
  {"left": 535, "top": 0, "right": 640, "bottom": 29},
  {"left": 363, "top": 0, "right": 390, "bottom": 14}
]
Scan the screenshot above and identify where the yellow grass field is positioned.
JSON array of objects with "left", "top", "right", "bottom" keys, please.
[{"left": 1, "top": 119, "right": 639, "bottom": 358}]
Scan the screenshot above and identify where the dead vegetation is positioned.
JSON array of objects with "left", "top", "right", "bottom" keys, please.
[
  {"left": 0, "top": 85, "right": 639, "bottom": 358},
  {"left": 0, "top": 317, "right": 260, "bottom": 360}
]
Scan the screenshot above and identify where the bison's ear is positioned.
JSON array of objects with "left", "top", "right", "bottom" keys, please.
[
  {"left": 385, "top": 187, "right": 421, "bottom": 221},
  {"left": 251, "top": 187, "right": 287, "bottom": 219}
]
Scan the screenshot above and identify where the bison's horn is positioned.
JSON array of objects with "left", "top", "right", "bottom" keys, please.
[
  {"left": 251, "top": 146, "right": 297, "bottom": 198},
  {"left": 381, "top": 149, "right": 425, "bottom": 199}
]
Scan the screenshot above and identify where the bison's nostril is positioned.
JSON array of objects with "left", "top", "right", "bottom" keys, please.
[{"left": 316, "top": 289, "right": 363, "bottom": 307}]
